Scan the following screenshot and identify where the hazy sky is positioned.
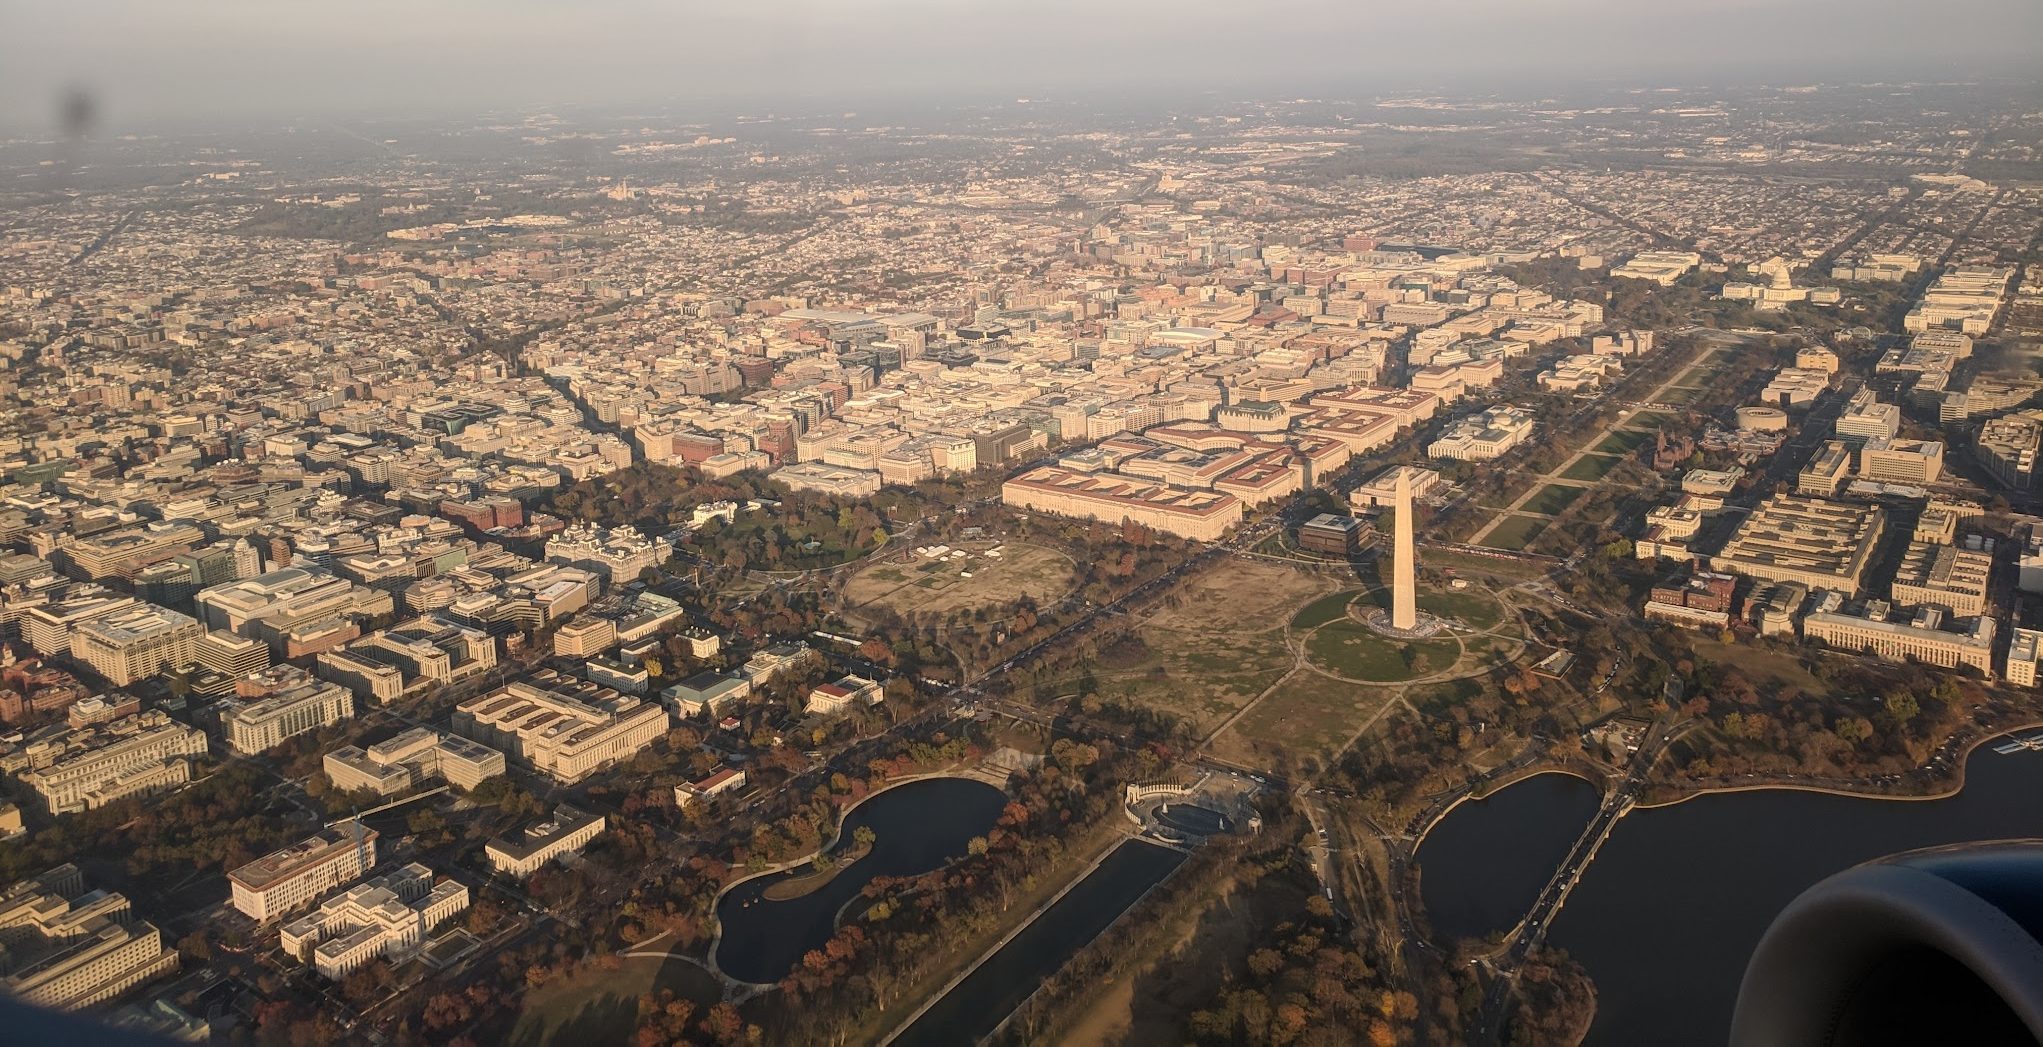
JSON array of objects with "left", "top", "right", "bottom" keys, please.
[{"left": 3, "top": 0, "right": 2039, "bottom": 131}]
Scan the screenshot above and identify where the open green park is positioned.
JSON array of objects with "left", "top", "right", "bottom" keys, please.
[
  {"left": 511, "top": 954, "right": 724, "bottom": 1047},
  {"left": 1202, "top": 581, "right": 1525, "bottom": 772}
]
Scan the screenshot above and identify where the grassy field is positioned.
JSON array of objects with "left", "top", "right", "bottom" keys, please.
[
  {"left": 1052, "top": 560, "right": 1334, "bottom": 739},
  {"left": 1208, "top": 669, "right": 1398, "bottom": 770},
  {"left": 1593, "top": 430, "right": 1652, "bottom": 455},
  {"left": 1157, "top": 559, "right": 1341, "bottom": 631},
  {"left": 1476, "top": 476, "right": 1539, "bottom": 510},
  {"left": 1521, "top": 484, "right": 1588, "bottom": 516},
  {"left": 1421, "top": 547, "right": 1548, "bottom": 580},
  {"left": 1407, "top": 677, "right": 1487, "bottom": 716},
  {"left": 1305, "top": 620, "right": 1462, "bottom": 683},
  {"left": 1480, "top": 515, "right": 1549, "bottom": 551},
  {"left": 842, "top": 541, "right": 1075, "bottom": 617},
  {"left": 1559, "top": 454, "right": 1624, "bottom": 482},
  {"left": 511, "top": 954, "right": 723, "bottom": 1047},
  {"left": 1291, "top": 589, "right": 1364, "bottom": 631},
  {"left": 1689, "top": 638, "right": 1832, "bottom": 696},
  {"left": 1349, "top": 585, "right": 1509, "bottom": 632},
  {"left": 1621, "top": 409, "right": 1679, "bottom": 427}
]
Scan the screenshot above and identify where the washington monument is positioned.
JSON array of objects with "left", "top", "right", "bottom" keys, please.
[{"left": 1392, "top": 469, "right": 1417, "bottom": 630}]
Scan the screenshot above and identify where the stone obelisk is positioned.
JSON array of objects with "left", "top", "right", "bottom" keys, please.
[{"left": 1392, "top": 469, "right": 1417, "bottom": 630}]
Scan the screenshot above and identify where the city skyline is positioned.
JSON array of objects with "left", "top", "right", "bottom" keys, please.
[
  {"left": 5, "top": 0, "right": 2043, "bottom": 131},
  {"left": 0, "top": 24, "right": 2039, "bottom": 1045}
]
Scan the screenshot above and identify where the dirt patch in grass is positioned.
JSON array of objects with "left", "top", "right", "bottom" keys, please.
[
  {"left": 1148, "top": 558, "right": 1341, "bottom": 633},
  {"left": 1689, "top": 638, "right": 1833, "bottom": 696}
]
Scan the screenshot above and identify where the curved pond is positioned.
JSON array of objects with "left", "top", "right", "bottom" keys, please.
[
  {"left": 1414, "top": 772, "right": 1601, "bottom": 941},
  {"left": 713, "top": 776, "right": 1008, "bottom": 985},
  {"left": 1420, "top": 746, "right": 2043, "bottom": 1045}
]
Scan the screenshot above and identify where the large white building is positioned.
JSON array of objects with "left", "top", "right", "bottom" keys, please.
[
  {"left": 316, "top": 616, "right": 498, "bottom": 704},
  {"left": 805, "top": 674, "right": 883, "bottom": 716},
  {"left": 2007, "top": 628, "right": 2043, "bottom": 688},
  {"left": 1, "top": 710, "right": 208, "bottom": 815},
  {"left": 217, "top": 671, "right": 357, "bottom": 756},
  {"left": 543, "top": 522, "right": 672, "bottom": 585},
  {"left": 194, "top": 567, "right": 394, "bottom": 658},
  {"left": 1427, "top": 405, "right": 1537, "bottom": 461},
  {"left": 323, "top": 727, "right": 504, "bottom": 796},
  {"left": 228, "top": 825, "right": 378, "bottom": 922},
  {"left": 278, "top": 863, "right": 469, "bottom": 979},
  {"left": 0, "top": 865, "right": 178, "bottom": 1011},
  {"left": 1611, "top": 250, "right": 1702, "bottom": 286},
  {"left": 1802, "top": 595, "right": 1994, "bottom": 677},
  {"left": 485, "top": 804, "right": 607, "bottom": 879},
  {"left": 67, "top": 605, "right": 204, "bottom": 687},
  {"left": 1713, "top": 495, "right": 1884, "bottom": 592},
  {"left": 452, "top": 671, "right": 668, "bottom": 783},
  {"left": 19, "top": 594, "right": 138, "bottom": 658}
]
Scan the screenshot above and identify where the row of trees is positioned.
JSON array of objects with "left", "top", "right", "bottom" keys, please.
[{"left": 741, "top": 739, "right": 1133, "bottom": 1043}]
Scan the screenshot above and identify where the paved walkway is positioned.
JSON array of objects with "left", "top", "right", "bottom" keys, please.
[{"left": 1466, "top": 341, "right": 1722, "bottom": 547}]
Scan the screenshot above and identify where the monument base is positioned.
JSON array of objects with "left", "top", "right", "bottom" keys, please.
[{"left": 1359, "top": 606, "right": 1445, "bottom": 639}]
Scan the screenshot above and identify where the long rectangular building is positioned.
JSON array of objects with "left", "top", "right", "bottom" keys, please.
[
  {"left": 485, "top": 804, "right": 606, "bottom": 879},
  {"left": 67, "top": 605, "right": 204, "bottom": 687},
  {"left": 228, "top": 825, "right": 378, "bottom": 922},
  {"left": 278, "top": 862, "right": 469, "bottom": 979},
  {"left": 452, "top": 672, "right": 667, "bottom": 783},
  {"left": 217, "top": 674, "right": 356, "bottom": 756},
  {"left": 1712, "top": 495, "right": 1883, "bottom": 592},
  {"left": 323, "top": 727, "right": 504, "bottom": 796},
  {"left": 0, "top": 865, "right": 178, "bottom": 1011},
  {"left": 1803, "top": 598, "right": 1994, "bottom": 677},
  {"left": 1890, "top": 541, "right": 1992, "bottom": 617},
  {"left": 2, "top": 710, "right": 208, "bottom": 815},
  {"left": 1002, "top": 465, "right": 1242, "bottom": 541}
]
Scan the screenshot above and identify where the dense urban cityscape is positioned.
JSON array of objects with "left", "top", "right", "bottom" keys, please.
[{"left": 2, "top": 23, "right": 2043, "bottom": 1044}]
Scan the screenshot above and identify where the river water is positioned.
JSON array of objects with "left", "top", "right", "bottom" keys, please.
[
  {"left": 1416, "top": 745, "right": 2043, "bottom": 1045},
  {"left": 1414, "top": 772, "right": 1602, "bottom": 942},
  {"left": 713, "top": 776, "right": 1008, "bottom": 985},
  {"left": 892, "top": 838, "right": 1187, "bottom": 1047}
]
